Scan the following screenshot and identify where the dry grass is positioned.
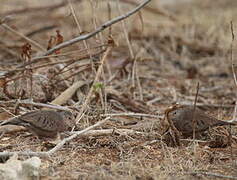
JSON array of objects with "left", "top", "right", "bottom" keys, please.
[{"left": 1, "top": 0, "right": 237, "bottom": 179}]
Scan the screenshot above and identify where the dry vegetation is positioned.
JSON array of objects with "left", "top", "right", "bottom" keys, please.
[{"left": 0, "top": 0, "right": 237, "bottom": 179}]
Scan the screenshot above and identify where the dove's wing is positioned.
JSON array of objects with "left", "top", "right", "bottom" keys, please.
[
  {"left": 19, "top": 110, "right": 63, "bottom": 132},
  {"left": 175, "top": 107, "right": 196, "bottom": 134},
  {"left": 178, "top": 107, "right": 234, "bottom": 134},
  {"left": 1, "top": 110, "right": 69, "bottom": 135}
]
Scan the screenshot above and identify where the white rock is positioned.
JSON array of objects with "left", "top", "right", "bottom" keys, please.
[{"left": 0, "top": 154, "right": 41, "bottom": 180}]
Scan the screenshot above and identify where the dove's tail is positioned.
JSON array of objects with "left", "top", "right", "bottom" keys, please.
[
  {"left": 217, "top": 120, "right": 237, "bottom": 127},
  {"left": 0, "top": 117, "right": 22, "bottom": 126}
]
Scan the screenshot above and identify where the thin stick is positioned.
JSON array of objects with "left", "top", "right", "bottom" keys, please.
[
  {"left": 191, "top": 82, "right": 199, "bottom": 166},
  {"left": 230, "top": 21, "right": 237, "bottom": 88},
  {"left": 87, "top": 0, "right": 103, "bottom": 75},
  {"left": 192, "top": 82, "right": 199, "bottom": 140},
  {"left": 180, "top": 102, "right": 234, "bottom": 108},
  {"left": 69, "top": 128, "right": 143, "bottom": 136},
  {"left": 229, "top": 20, "right": 235, "bottom": 162},
  {"left": 131, "top": 59, "right": 137, "bottom": 97},
  {"left": 107, "top": 1, "right": 112, "bottom": 35},
  {"left": 230, "top": 21, "right": 237, "bottom": 123},
  {"left": 68, "top": 0, "right": 93, "bottom": 64},
  {"left": 116, "top": 0, "right": 134, "bottom": 59},
  {"left": 135, "top": 58, "right": 143, "bottom": 101},
  {"left": 102, "top": 112, "right": 161, "bottom": 118},
  {"left": 68, "top": 0, "right": 88, "bottom": 49}
]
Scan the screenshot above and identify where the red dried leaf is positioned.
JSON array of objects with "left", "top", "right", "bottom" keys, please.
[
  {"left": 47, "top": 35, "right": 56, "bottom": 50},
  {"left": 21, "top": 42, "right": 32, "bottom": 61},
  {"left": 55, "top": 30, "right": 63, "bottom": 54}
]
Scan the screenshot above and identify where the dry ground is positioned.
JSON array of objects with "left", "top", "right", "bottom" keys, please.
[{"left": 0, "top": 0, "right": 237, "bottom": 179}]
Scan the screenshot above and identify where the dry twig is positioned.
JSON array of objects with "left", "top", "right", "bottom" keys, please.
[
  {"left": 69, "top": 128, "right": 143, "bottom": 136},
  {"left": 102, "top": 112, "right": 161, "bottom": 118},
  {"left": 192, "top": 82, "right": 199, "bottom": 140}
]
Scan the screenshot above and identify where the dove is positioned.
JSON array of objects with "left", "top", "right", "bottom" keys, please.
[
  {"left": 0, "top": 110, "right": 75, "bottom": 138},
  {"left": 165, "top": 105, "right": 236, "bottom": 137}
]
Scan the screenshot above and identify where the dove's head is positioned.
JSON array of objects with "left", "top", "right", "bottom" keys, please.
[{"left": 60, "top": 111, "right": 76, "bottom": 130}]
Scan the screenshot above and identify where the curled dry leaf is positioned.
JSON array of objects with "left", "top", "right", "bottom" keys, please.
[
  {"left": 55, "top": 29, "right": 63, "bottom": 54},
  {"left": 47, "top": 35, "right": 56, "bottom": 50},
  {"left": 0, "top": 78, "right": 6, "bottom": 88},
  {"left": 21, "top": 42, "right": 32, "bottom": 61}
]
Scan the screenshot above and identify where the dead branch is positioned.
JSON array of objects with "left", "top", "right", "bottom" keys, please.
[
  {"left": 102, "top": 112, "right": 161, "bottom": 118},
  {"left": 69, "top": 128, "right": 143, "bottom": 136}
]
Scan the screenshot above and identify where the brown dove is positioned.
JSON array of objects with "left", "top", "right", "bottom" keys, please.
[
  {"left": 0, "top": 110, "right": 75, "bottom": 138},
  {"left": 165, "top": 105, "right": 236, "bottom": 137}
]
